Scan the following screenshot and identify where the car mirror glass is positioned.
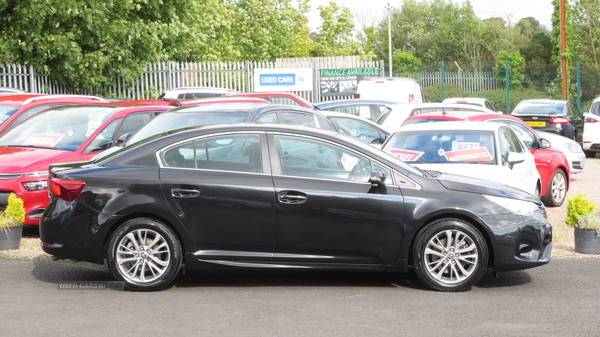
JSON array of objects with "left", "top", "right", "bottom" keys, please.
[{"left": 540, "top": 138, "right": 551, "bottom": 149}]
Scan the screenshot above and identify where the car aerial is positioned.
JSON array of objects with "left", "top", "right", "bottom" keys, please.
[
  {"left": 382, "top": 121, "right": 541, "bottom": 198},
  {"left": 0, "top": 94, "right": 111, "bottom": 137},
  {"left": 314, "top": 99, "right": 403, "bottom": 121},
  {"left": 582, "top": 96, "right": 600, "bottom": 158},
  {"left": 227, "top": 92, "right": 314, "bottom": 109},
  {"left": 511, "top": 99, "right": 584, "bottom": 144},
  {"left": 375, "top": 102, "right": 497, "bottom": 132},
  {"left": 402, "top": 111, "right": 572, "bottom": 206},
  {"left": 320, "top": 110, "right": 390, "bottom": 147},
  {"left": 0, "top": 103, "right": 174, "bottom": 224},
  {"left": 40, "top": 122, "right": 552, "bottom": 292},
  {"left": 442, "top": 97, "right": 501, "bottom": 113},
  {"left": 124, "top": 103, "right": 335, "bottom": 147}
]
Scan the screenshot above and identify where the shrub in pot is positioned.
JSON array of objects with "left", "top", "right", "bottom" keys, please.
[
  {"left": 565, "top": 194, "right": 600, "bottom": 254},
  {"left": 0, "top": 193, "right": 25, "bottom": 250}
]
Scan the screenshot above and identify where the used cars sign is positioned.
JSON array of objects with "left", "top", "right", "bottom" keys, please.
[{"left": 254, "top": 68, "right": 313, "bottom": 92}]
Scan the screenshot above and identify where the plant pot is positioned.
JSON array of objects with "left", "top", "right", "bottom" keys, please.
[
  {"left": 0, "top": 225, "right": 23, "bottom": 250},
  {"left": 574, "top": 228, "right": 600, "bottom": 254}
]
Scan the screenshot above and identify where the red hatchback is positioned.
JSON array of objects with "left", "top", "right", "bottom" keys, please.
[
  {"left": 403, "top": 111, "right": 570, "bottom": 207},
  {"left": 0, "top": 103, "right": 173, "bottom": 224},
  {"left": 0, "top": 94, "right": 111, "bottom": 137}
]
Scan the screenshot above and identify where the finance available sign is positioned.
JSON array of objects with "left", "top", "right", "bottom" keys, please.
[
  {"left": 254, "top": 68, "right": 313, "bottom": 92},
  {"left": 320, "top": 67, "right": 380, "bottom": 97}
]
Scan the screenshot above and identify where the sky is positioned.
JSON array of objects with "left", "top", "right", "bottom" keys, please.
[{"left": 307, "top": 0, "right": 554, "bottom": 31}]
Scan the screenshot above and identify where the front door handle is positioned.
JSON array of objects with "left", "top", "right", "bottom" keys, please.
[
  {"left": 278, "top": 191, "right": 307, "bottom": 204},
  {"left": 171, "top": 188, "right": 201, "bottom": 198}
]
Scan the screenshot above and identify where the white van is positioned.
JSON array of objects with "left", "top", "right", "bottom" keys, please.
[{"left": 356, "top": 77, "right": 423, "bottom": 103}]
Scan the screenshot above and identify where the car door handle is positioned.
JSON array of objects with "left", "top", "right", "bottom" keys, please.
[
  {"left": 278, "top": 191, "right": 307, "bottom": 204},
  {"left": 171, "top": 188, "right": 201, "bottom": 198}
]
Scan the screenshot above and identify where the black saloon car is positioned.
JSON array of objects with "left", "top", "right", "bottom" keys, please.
[
  {"left": 40, "top": 123, "right": 552, "bottom": 292},
  {"left": 511, "top": 99, "right": 584, "bottom": 143}
]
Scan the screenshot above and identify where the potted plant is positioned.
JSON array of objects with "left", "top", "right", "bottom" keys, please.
[
  {"left": 565, "top": 194, "right": 600, "bottom": 254},
  {"left": 0, "top": 193, "right": 25, "bottom": 250}
]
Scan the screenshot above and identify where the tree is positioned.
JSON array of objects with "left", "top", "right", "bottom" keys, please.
[
  {"left": 311, "top": 2, "right": 360, "bottom": 57},
  {"left": 494, "top": 51, "right": 526, "bottom": 88},
  {"left": 0, "top": 0, "right": 202, "bottom": 91},
  {"left": 520, "top": 32, "right": 552, "bottom": 64},
  {"left": 571, "top": 0, "right": 600, "bottom": 69},
  {"left": 392, "top": 50, "right": 421, "bottom": 76}
]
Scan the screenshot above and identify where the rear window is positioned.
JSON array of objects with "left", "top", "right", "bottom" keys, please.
[
  {"left": 590, "top": 102, "right": 600, "bottom": 117},
  {"left": 382, "top": 130, "right": 496, "bottom": 164},
  {"left": 512, "top": 104, "right": 565, "bottom": 115},
  {"left": 128, "top": 111, "right": 250, "bottom": 144}
]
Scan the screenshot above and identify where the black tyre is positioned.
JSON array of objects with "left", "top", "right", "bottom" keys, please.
[
  {"left": 412, "top": 218, "right": 488, "bottom": 292},
  {"left": 584, "top": 150, "right": 596, "bottom": 158},
  {"left": 107, "top": 218, "right": 182, "bottom": 291},
  {"left": 541, "top": 169, "right": 567, "bottom": 207}
]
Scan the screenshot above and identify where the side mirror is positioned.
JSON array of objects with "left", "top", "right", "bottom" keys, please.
[
  {"left": 368, "top": 169, "right": 389, "bottom": 194},
  {"left": 539, "top": 138, "right": 551, "bottom": 149},
  {"left": 507, "top": 152, "right": 525, "bottom": 168},
  {"left": 116, "top": 133, "right": 132, "bottom": 146}
]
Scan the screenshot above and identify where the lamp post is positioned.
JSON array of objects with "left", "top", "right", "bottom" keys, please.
[{"left": 387, "top": 3, "right": 392, "bottom": 77}]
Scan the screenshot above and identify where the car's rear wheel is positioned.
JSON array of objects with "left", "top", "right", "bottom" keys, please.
[
  {"left": 541, "top": 169, "right": 567, "bottom": 207},
  {"left": 107, "top": 218, "right": 182, "bottom": 291},
  {"left": 412, "top": 218, "right": 488, "bottom": 292},
  {"left": 584, "top": 150, "right": 596, "bottom": 158}
]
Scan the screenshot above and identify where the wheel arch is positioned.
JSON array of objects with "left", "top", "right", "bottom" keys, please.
[
  {"left": 405, "top": 212, "right": 496, "bottom": 270},
  {"left": 102, "top": 212, "right": 192, "bottom": 263}
]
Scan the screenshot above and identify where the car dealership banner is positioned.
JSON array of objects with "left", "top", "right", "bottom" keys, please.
[
  {"left": 254, "top": 68, "right": 313, "bottom": 92},
  {"left": 319, "top": 68, "right": 380, "bottom": 97}
]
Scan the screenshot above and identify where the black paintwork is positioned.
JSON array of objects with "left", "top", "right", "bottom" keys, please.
[{"left": 40, "top": 123, "right": 552, "bottom": 274}]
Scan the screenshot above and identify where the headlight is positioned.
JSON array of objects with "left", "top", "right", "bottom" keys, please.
[
  {"left": 483, "top": 195, "right": 539, "bottom": 217},
  {"left": 23, "top": 180, "right": 48, "bottom": 191},
  {"left": 26, "top": 171, "right": 48, "bottom": 178},
  {"left": 563, "top": 142, "right": 583, "bottom": 153}
]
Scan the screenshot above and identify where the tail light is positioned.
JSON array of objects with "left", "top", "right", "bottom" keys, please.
[
  {"left": 49, "top": 178, "right": 85, "bottom": 202},
  {"left": 585, "top": 117, "right": 598, "bottom": 123},
  {"left": 549, "top": 117, "right": 570, "bottom": 124}
]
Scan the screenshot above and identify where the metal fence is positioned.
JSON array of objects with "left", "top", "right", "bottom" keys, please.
[{"left": 0, "top": 59, "right": 383, "bottom": 103}]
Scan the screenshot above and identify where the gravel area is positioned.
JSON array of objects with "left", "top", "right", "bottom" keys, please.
[{"left": 2, "top": 158, "right": 599, "bottom": 260}]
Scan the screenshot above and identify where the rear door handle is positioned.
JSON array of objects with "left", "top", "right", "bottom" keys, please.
[
  {"left": 278, "top": 191, "right": 307, "bottom": 204},
  {"left": 171, "top": 188, "right": 201, "bottom": 198}
]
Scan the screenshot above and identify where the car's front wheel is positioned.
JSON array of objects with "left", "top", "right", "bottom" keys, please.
[
  {"left": 412, "top": 219, "right": 488, "bottom": 292},
  {"left": 541, "top": 169, "right": 567, "bottom": 207},
  {"left": 107, "top": 218, "right": 182, "bottom": 291}
]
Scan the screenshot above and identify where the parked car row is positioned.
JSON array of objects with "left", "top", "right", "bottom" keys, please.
[{"left": 0, "top": 89, "right": 571, "bottom": 292}]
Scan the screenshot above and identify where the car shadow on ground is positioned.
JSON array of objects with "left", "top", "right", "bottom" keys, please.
[{"left": 29, "top": 259, "right": 532, "bottom": 291}]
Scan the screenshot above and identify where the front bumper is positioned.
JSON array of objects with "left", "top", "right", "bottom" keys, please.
[
  {"left": 482, "top": 212, "right": 552, "bottom": 272},
  {"left": 0, "top": 176, "right": 49, "bottom": 225}
]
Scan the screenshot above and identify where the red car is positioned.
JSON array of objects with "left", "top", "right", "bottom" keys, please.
[
  {"left": 0, "top": 103, "right": 174, "bottom": 224},
  {"left": 402, "top": 111, "right": 570, "bottom": 207},
  {"left": 169, "top": 96, "right": 270, "bottom": 107},
  {"left": 227, "top": 92, "right": 314, "bottom": 108},
  {"left": 0, "top": 94, "right": 110, "bottom": 137}
]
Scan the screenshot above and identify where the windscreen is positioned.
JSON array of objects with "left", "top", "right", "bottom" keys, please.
[
  {"left": 0, "top": 106, "right": 119, "bottom": 152},
  {"left": 128, "top": 111, "right": 250, "bottom": 144},
  {"left": 382, "top": 130, "right": 496, "bottom": 164},
  {"left": 0, "top": 105, "right": 18, "bottom": 125}
]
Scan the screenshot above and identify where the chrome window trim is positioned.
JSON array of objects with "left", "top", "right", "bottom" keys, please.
[{"left": 156, "top": 131, "right": 270, "bottom": 174}]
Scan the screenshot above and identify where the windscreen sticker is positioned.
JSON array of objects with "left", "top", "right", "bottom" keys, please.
[
  {"left": 23, "top": 134, "right": 64, "bottom": 147},
  {"left": 444, "top": 147, "right": 493, "bottom": 162},
  {"left": 388, "top": 149, "right": 424, "bottom": 161},
  {"left": 451, "top": 141, "right": 480, "bottom": 151}
]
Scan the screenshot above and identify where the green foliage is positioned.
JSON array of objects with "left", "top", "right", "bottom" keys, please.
[
  {"left": 392, "top": 50, "right": 422, "bottom": 76},
  {"left": 571, "top": 0, "right": 600, "bottom": 69},
  {"left": 421, "top": 84, "right": 470, "bottom": 103},
  {"left": 565, "top": 194, "right": 596, "bottom": 227},
  {"left": 0, "top": 193, "right": 25, "bottom": 228},
  {"left": 311, "top": 2, "right": 359, "bottom": 57},
  {"left": 494, "top": 51, "right": 526, "bottom": 88},
  {"left": 520, "top": 33, "right": 552, "bottom": 64}
]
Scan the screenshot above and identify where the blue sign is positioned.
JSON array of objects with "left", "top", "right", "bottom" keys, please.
[{"left": 259, "top": 74, "right": 296, "bottom": 86}]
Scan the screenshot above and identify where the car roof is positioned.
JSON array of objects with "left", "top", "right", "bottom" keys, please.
[
  {"left": 516, "top": 99, "right": 568, "bottom": 105},
  {"left": 0, "top": 94, "right": 47, "bottom": 104},
  {"left": 406, "top": 110, "right": 488, "bottom": 121},
  {"left": 398, "top": 120, "right": 503, "bottom": 132},
  {"left": 172, "top": 96, "right": 270, "bottom": 107},
  {"left": 442, "top": 97, "right": 488, "bottom": 104},
  {"left": 315, "top": 99, "right": 402, "bottom": 108}
]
